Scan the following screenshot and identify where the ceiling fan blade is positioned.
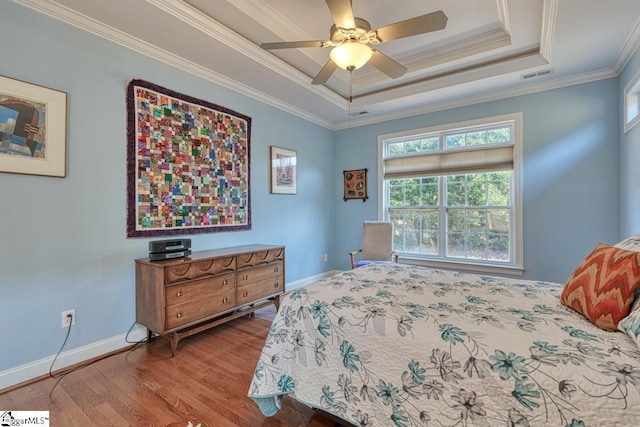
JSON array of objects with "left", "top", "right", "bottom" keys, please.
[
  {"left": 311, "top": 60, "right": 338, "bottom": 85},
  {"left": 374, "top": 10, "right": 448, "bottom": 43},
  {"left": 325, "top": 0, "right": 355, "bottom": 29},
  {"left": 369, "top": 50, "right": 407, "bottom": 79},
  {"left": 261, "top": 40, "right": 326, "bottom": 50}
]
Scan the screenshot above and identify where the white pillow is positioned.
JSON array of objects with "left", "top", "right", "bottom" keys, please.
[
  {"left": 617, "top": 233, "right": 640, "bottom": 349},
  {"left": 615, "top": 233, "right": 640, "bottom": 252},
  {"left": 619, "top": 297, "right": 640, "bottom": 348}
]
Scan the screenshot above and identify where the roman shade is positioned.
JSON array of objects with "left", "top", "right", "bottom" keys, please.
[{"left": 383, "top": 144, "right": 513, "bottom": 180}]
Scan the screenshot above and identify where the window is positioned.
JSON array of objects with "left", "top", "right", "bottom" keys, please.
[
  {"left": 378, "top": 113, "right": 523, "bottom": 273},
  {"left": 624, "top": 67, "right": 640, "bottom": 133}
]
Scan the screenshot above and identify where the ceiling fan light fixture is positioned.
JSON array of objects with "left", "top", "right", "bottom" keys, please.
[
  {"left": 261, "top": 3, "right": 447, "bottom": 85},
  {"left": 330, "top": 42, "right": 373, "bottom": 70}
]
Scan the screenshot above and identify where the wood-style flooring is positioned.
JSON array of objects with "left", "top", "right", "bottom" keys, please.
[{"left": 0, "top": 306, "right": 339, "bottom": 427}]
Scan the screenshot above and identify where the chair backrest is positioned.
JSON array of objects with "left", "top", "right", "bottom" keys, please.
[{"left": 361, "top": 221, "right": 393, "bottom": 261}]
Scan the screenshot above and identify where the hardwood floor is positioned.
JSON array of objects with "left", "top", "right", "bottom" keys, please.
[{"left": 0, "top": 306, "right": 339, "bottom": 427}]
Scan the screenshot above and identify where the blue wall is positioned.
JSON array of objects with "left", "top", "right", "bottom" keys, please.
[
  {"left": 0, "top": 2, "right": 334, "bottom": 375},
  {"left": 333, "top": 79, "right": 621, "bottom": 283},
  {"left": 620, "top": 48, "right": 640, "bottom": 238}
]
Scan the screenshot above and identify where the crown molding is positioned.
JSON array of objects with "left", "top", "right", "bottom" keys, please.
[
  {"left": 497, "top": 0, "right": 511, "bottom": 34},
  {"left": 335, "top": 68, "right": 617, "bottom": 130},
  {"left": 353, "top": 49, "right": 546, "bottom": 106},
  {"left": 222, "top": 0, "right": 309, "bottom": 41},
  {"left": 219, "top": 0, "right": 329, "bottom": 66},
  {"left": 539, "top": 0, "right": 558, "bottom": 61},
  {"left": 403, "top": 29, "right": 512, "bottom": 72},
  {"left": 355, "top": 29, "right": 512, "bottom": 88},
  {"left": 613, "top": 16, "right": 640, "bottom": 73}
]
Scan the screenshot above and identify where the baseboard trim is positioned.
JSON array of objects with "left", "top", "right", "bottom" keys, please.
[
  {"left": 0, "top": 269, "right": 343, "bottom": 391},
  {"left": 285, "top": 269, "right": 342, "bottom": 291},
  {"left": 0, "top": 326, "right": 147, "bottom": 392}
]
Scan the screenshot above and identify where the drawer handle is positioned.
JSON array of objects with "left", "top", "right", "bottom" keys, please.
[
  {"left": 223, "top": 297, "right": 228, "bottom": 304},
  {"left": 243, "top": 274, "right": 249, "bottom": 280},
  {"left": 274, "top": 282, "right": 279, "bottom": 288},
  {"left": 176, "top": 290, "right": 183, "bottom": 297},
  {"left": 176, "top": 312, "right": 183, "bottom": 319},
  {"left": 242, "top": 291, "right": 249, "bottom": 298},
  {"left": 274, "top": 266, "right": 279, "bottom": 272},
  {"left": 223, "top": 279, "right": 228, "bottom": 285}
]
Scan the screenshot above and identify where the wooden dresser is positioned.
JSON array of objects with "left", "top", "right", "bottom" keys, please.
[{"left": 135, "top": 244, "right": 284, "bottom": 355}]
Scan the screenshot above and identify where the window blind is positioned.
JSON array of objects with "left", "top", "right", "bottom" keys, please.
[{"left": 383, "top": 145, "right": 513, "bottom": 179}]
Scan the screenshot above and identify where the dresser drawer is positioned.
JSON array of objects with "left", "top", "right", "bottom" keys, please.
[
  {"left": 237, "top": 261, "right": 283, "bottom": 286},
  {"left": 236, "top": 248, "right": 284, "bottom": 268},
  {"left": 236, "top": 276, "right": 283, "bottom": 306},
  {"left": 166, "top": 272, "right": 234, "bottom": 306},
  {"left": 165, "top": 256, "right": 235, "bottom": 284},
  {"left": 166, "top": 285, "right": 236, "bottom": 330}
]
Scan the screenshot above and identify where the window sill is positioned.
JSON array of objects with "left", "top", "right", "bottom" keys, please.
[{"left": 398, "top": 256, "right": 524, "bottom": 276}]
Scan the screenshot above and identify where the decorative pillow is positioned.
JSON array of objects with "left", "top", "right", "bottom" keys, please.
[
  {"left": 560, "top": 243, "right": 640, "bottom": 331},
  {"left": 615, "top": 232, "right": 640, "bottom": 252}
]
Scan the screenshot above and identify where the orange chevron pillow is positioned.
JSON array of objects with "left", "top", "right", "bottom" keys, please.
[{"left": 560, "top": 243, "right": 640, "bottom": 331}]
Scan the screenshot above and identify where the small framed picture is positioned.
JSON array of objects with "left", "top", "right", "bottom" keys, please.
[
  {"left": 270, "top": 146, "right": 297, "bottom": 194},
  {"left": 0, "top": 75, "right": 67, "bottom": 177},
  {"left": 343, "top": 168, "right": 368, "bottom": 201}
]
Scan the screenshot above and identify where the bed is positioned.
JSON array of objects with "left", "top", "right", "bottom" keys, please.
[{"left": 248, "top": 242, "right": 640, "bottom": 426}]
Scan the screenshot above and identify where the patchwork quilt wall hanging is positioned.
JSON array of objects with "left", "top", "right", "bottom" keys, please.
[{"left": 126, "top": 79, "right": 251, "bottom": 237}]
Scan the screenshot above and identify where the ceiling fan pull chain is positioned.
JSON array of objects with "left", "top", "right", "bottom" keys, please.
[{"left": 348, "top": 68, "right": 353, "bottom": 137}]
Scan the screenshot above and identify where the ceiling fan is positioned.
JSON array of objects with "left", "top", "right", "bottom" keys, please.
[{"left": 260, "top": 0, "right": 448, "bottom": 85}]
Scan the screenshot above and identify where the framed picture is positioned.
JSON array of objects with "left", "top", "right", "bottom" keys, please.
[
  {"left": 270, "top": 146, "right": 297, "bottom": 194},
  {"left": 126, "top": 79, "right": 251, "bottom": 238},
  {"left": 0, "top": 75, "right": 67, "bottom": 177},
  {"left": 343, "top": 168, "right": 368, "bottom": 201}
]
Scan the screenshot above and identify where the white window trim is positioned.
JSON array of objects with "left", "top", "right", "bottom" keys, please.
[
  {"left": 377, "top": 113, "right": 524, "bottom": 275},
  {"left": 624, "top": 66, "right": 640, "bottom": 134}
]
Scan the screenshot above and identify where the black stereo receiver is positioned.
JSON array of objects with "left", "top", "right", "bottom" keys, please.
[
  {"left": 149, "top": 238, "right": 192, "bottom": 261},
  {"left": 148, "top": 249, "right": 192, "bottom": 261},
  {"left": 149, "top": 238, "right": 191, "bottom": 253}
]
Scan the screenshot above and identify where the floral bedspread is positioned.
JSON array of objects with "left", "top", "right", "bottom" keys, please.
[{"left": 248, "top": 263, "right": 640, "bottom": 426}]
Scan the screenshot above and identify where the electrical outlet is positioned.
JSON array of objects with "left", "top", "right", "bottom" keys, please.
[
  {"left": 321, "top": 254, "right": 328, "bottom": 263},
  {"left": 62, "top": 309, "right": 76, "bottom": 328}
]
